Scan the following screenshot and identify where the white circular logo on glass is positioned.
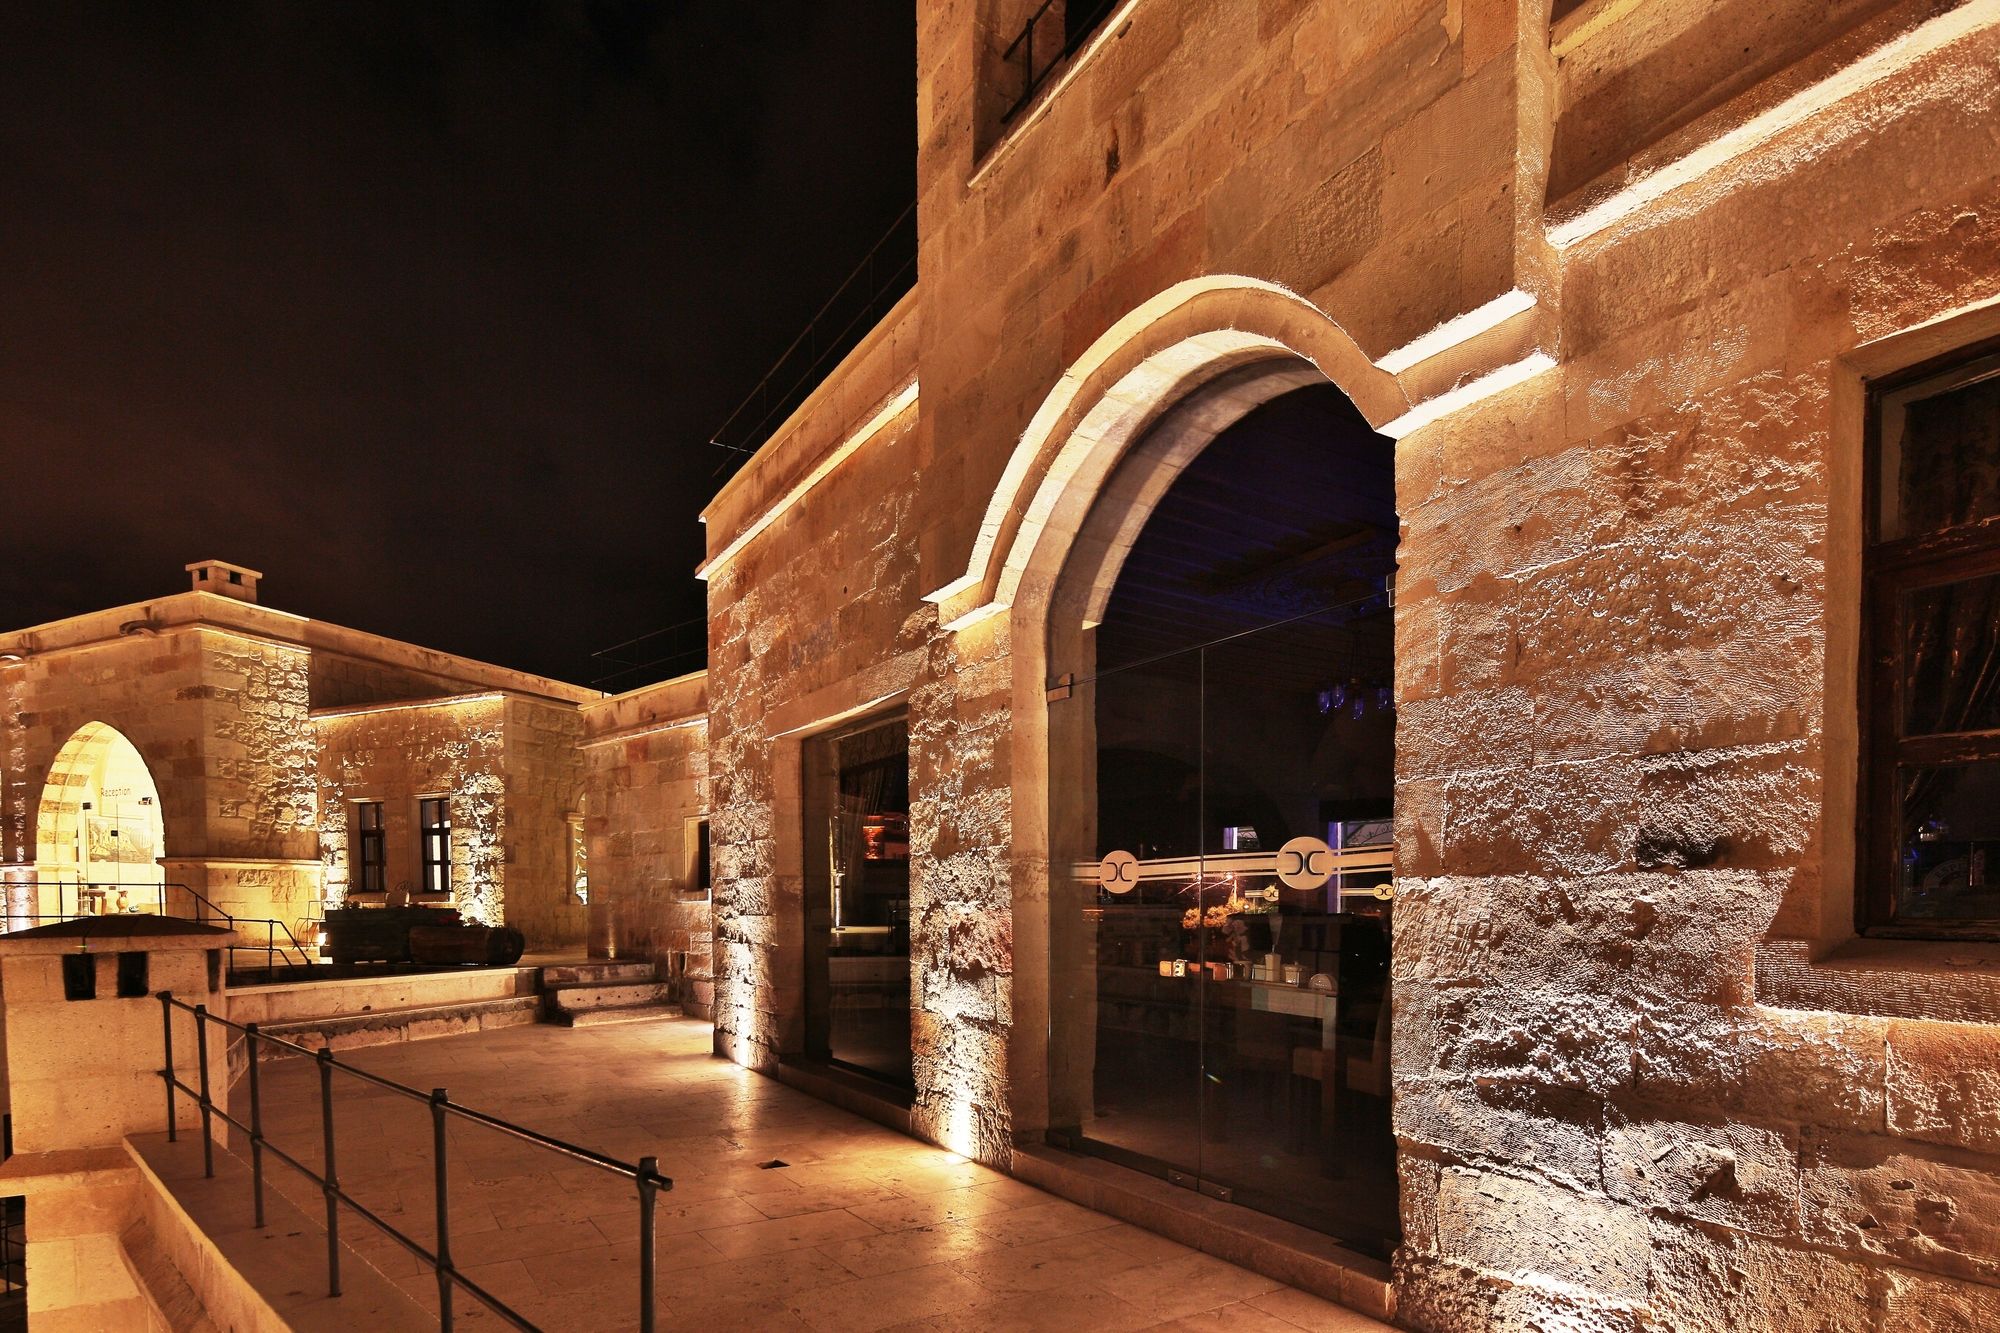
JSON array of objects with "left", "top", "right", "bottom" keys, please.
[
  {"left": 1276, "top": 836, "right": 1334, "bottom": 890},
  {"left": 1097, "top": 850, "right": 1139, "bottom": 894}
]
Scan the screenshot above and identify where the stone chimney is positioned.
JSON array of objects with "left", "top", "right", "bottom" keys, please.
[{"left": 184, "top": 559, "right": 261, "bottom": 604}]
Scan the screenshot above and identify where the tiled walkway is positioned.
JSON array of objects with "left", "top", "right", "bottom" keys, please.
[{"left": 241, "top": 1017, "right": 1389, "bottom": 1332}]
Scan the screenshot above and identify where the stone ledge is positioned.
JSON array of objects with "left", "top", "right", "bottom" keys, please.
[
  {"left": 1010, "top": 1143, "right": 1394, "bottom": 1323},
  {"left": 768, "top": 1058, "right": 915, "bottom": 1137},
  {"left": 127, "top": 1131, "right": 430, "bottom": 1332},
  {"left": 1758, "top": 937, "right": 2000, "bottom": 1025},
  {"left": 251, "top": 995, "right": 543, "bottom": 1062}
]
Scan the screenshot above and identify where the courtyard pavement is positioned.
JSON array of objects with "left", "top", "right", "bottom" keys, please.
[{"left": 243, "top": 1016, "right": 1389, "bottom": 1332}]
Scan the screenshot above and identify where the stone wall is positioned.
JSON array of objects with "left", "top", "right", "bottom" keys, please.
[
  {"left": 580, "top": 673, "right": 710, "bottom": 1009},
  {"left": 703, "top": 301, "right": 926, "bottom": 1072},
  {"left": 313, "top": 697, "right": 507, "bottom": 924},
  {"left": 2, "top": 591, "right": 600, "bottom": 953},
  {"left": 501, "top": 695, "right": 587, "bottom": 952},
  {"left": 0, "top": 626, "right": 323, "bottom": 926},
  {"left": 313, "top": 693, "right": 588, "bottom": 950},
  {"left": 0, "top": 632, "right": 210, "bottom": 876},
  {"left": 699, "top": 0, "right": 2000, "bottom": 1325},
  {"left": 184, "top": 628, "right": 320, "bottom": 926},
  {"left": 1388, "top": 10, "right": 2000, "bottom": 1324}
]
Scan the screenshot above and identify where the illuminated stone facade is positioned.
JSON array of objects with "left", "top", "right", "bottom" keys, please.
[
  {"left": 697, "top": 0, "right": 2000, "bottom": 1326},
  {"left": 0, "top": 567, "right": 600, "bottom": 951},
  {"left": 577, "top": 672, "right": 712, "bottom": 1012}
]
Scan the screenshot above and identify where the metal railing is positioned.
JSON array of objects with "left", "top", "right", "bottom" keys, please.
[
  {"left": 157, "top": 993, "right": 671, "bottom": 1331},
  {"left": 707, "top": 201, "right": 918, "bottom": 481},
  {"left": 2, "top": 878, "right": 315, "bottom": 972},
  {"left": 1001, "top": 0, "right": 1120, "bottom": 123}
]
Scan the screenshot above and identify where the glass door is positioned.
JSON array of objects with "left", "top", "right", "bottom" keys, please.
[
  {"left": 803, "top": 717, "right": 914, "bottom": 1089},
  {"left": 1194, "top": 609, "right": 1397, "bottom": 1253},
  {"left": 1048, "top": 594, "right": 1400, "bottom": 1259},
  {"left": 1051, "top": 645, "right": 1207, "bottom": 1174}
]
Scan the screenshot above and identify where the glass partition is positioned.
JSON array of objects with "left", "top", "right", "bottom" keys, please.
[
  {"left": 803, "top": 717, "right": 914, "bottom": 1088},
  {"left": 1044, "top": 379, "right": 1400, "bottom": 1259}
]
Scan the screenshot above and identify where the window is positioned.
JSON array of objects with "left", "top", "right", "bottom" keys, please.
[
  {"left": 1000, "top": 0, "right": 1120, "bottom": 124},
  {"left": 567, "top": 811, "right": 588, "bottom": 905},
  {"left": 353, "top": 801, "right": 386, "bottom": 895},
  {"left": 1863, "top": 341, "right": 2000, "bottom": 935},
  {"left": 419, "top": 797, "right": 452, "bottom": 897},
  {"left": 694, "top": 818, "right": 712, "bottom": 895},
  {"left": 116, "top": 951, "right": 149, "bottom": 998},
  {"left": 61, "top": 953, "right": 96, "bottom": 1001}
]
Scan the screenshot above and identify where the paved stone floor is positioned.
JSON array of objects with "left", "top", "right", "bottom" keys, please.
[{"left": 243, "top": 1017, "right": 1390, "bottom": 1332}]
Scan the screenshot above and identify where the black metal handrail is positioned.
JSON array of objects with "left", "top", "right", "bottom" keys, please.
[
  {"left": 2, "top": 877, "right": 314, "bottom": 971},
  {"left": 158, "top": 993, "right": 670, "bottom": 1331},
  {"left": 1000, "top": 0, "right": 1121, "bottom": 123}
]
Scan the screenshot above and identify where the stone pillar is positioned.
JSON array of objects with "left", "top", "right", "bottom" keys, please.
[
  {"left": 0, "top": 863, "right": 34, "bottom": 933},
  {"left": 0, "top": 916, "right": 234, "bottom": 1330},
  {"left": 0, "top": 917, "right": 234, "bottom": 1153}
]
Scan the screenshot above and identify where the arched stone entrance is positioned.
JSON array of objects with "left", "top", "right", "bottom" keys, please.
[
  {"left": 31, "top": 722, "right": 166, "bottom": 921},
  {"left": 943, "top": 277, "right": 1409, "bottom": 1255}
]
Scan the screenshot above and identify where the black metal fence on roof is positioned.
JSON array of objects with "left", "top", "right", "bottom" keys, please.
[{"left": 156, "top": 993, "right": 673, "bottom": 1331}]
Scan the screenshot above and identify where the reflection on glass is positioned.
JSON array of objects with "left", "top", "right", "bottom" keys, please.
[
  {"left": 1880, "top": 352, "right": 2000, "bottom": 540},
  {"left": 804, "top": 719, "right": 913, "bottom": 1087},
  {"left": 1047, "top": 381, "right": 1401, "bottom": 1257},
  {"left": 1064, "top": 651, "right": 1205, "bottom": 1174},
  {"left": 1903, "top": 572, "right": 2000, "bottom": 736},
  {"left": 1056, "top": 602, "right": 1401, "bottom": 1258},
  {"left": 1897, "top": 760, "right": 2000, "bottom": 921}
]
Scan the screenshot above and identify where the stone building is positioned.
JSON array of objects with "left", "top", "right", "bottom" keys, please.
[
  {"left": 577, "top": 670, "right": 713, "bottom": 1014},
  {"left": 0, "top": 560, "right": 605, "bottom": 953},
  {"left": 688, "top": 0, "right": 2000, "bottom": 1327},
  {"left": 6, "top": 1, "right": 1999, "bottom": 1327}
]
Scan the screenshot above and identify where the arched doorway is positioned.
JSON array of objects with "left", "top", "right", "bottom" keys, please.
[
  {"left": 33, "top": 722, "right": 166, "bottom": 919},
  {"left": 1042, "top": 373, "right": 1401, "bottom": 1258}
]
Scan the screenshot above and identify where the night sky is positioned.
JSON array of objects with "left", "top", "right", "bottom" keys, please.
[{"left": 0, "top": 2, "right": 916, "bottom": 687}]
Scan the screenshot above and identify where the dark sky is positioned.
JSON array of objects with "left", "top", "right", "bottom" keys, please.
[{"left": 0, "top": 1, "right": 915, "bottom": 687}]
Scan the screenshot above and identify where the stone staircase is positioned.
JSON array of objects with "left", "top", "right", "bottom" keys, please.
[{"left": 540, "top": 960, "right": 680, "bottom": 1027}]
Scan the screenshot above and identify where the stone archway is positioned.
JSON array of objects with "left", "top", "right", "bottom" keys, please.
[
  {"left": 927, "top": 275, "right": 1408, "bottom": 632},
  {"left": 949, "top": 275, "right": 1409, "bottom": 1163},
  {"left": 32, "top": 721, "right": 166, "bottom": 920}
]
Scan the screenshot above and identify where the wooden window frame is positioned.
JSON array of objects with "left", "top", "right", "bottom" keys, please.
[
  {"left": 1859, "top": 335, "right": 2000, "bottom": 939},
  {"left": 419, "top": 796, "right": 452, "bottom": 898}
]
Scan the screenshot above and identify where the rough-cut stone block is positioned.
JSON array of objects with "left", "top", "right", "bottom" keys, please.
[
  {"left": 1434, "top": 1167, "right": 1650, "bottom": 1301},
  {"left": 1396, "top": 1073, "right": 1605, "bottom": 1194},
  {"left": 1882, "top": 1267, "right": 2000, "bottom": 1332},
  {"left": 1886, "top": 1021, "right": 2000, "bottom": 1156},
  {"left": 1646, "top": 1217, "right": 1879, "bottom": 1333},
  {"left": 1800, "top": 1130, "right": 2000, "bottom": 1284},
  {"left": 1604, "top": 1116, "right": 1801, "bottom": 1239}
]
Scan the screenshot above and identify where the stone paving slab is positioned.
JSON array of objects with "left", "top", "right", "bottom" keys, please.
[{"left": 239, "top": 1017, "right": 1390, "bottom": 1332}]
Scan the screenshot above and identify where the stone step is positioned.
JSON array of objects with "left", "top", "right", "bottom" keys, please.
[
  {"left": 540, "top": 961, "right": 655, "bottom": 986},
  {"left": 252, "top": 995, "right": 543, "bottom": 1063},
  {"left": 544, "top": 980, "right": 675, "bottom": 1012},
  {"left": 550, "top": 1003, "right": 683, "bottom": 1029}
]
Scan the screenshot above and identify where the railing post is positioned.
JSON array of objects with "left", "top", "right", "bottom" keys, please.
[
  {"left": 317, "top": 1046, "right": 343, "bottom": 1297},
  {"left": 431, "top": 1089, "right": 454, "bottom": 1332},
  {"left": 245, "top": 1022, "right": 266, "bottom": 1228},
  {"left": 638, "top": 1155, "right": 659, "bottom": 1333},
  {"left": 158, "top": 992, "right": 177, "bottom": 1143},
  {"left": 193, "top": 1005, "right": 214, "bottom": 1179}
]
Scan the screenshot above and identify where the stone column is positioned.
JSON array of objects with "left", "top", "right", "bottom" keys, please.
[
  {"left": 0, "top": 916, "right": 235, "bottom": 1329},
  {"left": 0, "top": 917, "right": 234, "bottom": 1152}
]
